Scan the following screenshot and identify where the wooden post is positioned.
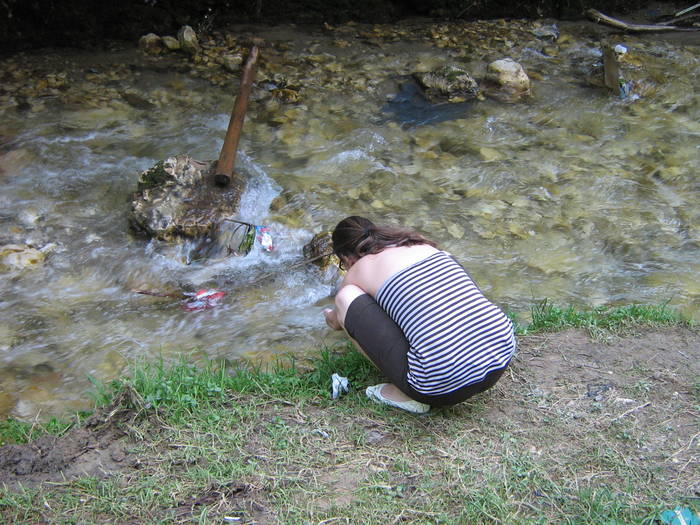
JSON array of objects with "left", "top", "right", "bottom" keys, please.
[
  {"left": 602, "top": 44, "right": 621, "bottom": 91},
  {"left": 214, "top": 43, "right": 261, "bottom": 187}
]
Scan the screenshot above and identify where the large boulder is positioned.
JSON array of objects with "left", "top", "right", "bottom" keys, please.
[
  {"left": 129, "top": 155, "right": 245, "bottom": 242},
  {"left": 483, "top": 58, "right": 531, "bottom": 102}
]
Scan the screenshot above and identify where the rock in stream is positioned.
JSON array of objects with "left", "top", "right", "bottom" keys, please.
[{"left": 129, "top": 154, "right": 245, "bottom": 242}]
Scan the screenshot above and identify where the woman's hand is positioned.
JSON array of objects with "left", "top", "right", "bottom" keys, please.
[{"left": 323, "top": 308, "right": 342, "bottom": 330}]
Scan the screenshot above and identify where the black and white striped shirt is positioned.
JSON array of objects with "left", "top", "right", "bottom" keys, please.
[{"left": 376, "top": 251, "right": 516, "bottom": 395}]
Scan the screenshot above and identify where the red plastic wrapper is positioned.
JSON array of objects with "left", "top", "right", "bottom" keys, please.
[{"left": 181, "top": 289, "right": 226, "bottom": 312}]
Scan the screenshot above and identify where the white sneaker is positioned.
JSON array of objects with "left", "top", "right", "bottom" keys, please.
[{"left": 365, "top": 384, "right": 430, "bottom": 414}]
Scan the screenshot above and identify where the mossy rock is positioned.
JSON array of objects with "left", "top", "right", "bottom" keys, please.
[
  {"left": 303, "top": 231, "right": 340, "bottom": 271},
  {"left": 136, "top": 161, "right": 173, "bottom": 192},
  {"left": 414, "top": 65, "right": 479, "bottom": 103},
  {"left": 129, "top": 155, "right": 245, "bottom": 242}
]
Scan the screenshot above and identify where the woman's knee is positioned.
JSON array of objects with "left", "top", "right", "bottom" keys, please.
[{"left": 335, "top": 285, "right": 366, "bottom": 325}]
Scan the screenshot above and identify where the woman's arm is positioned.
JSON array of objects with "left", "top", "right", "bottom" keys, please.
[{"left": 323, "top": 262, "right": 370, "bottom": 331}]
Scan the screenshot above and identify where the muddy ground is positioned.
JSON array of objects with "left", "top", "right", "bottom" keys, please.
[{"left": 0, "top": 327, "right": 697, "bottom": 520}]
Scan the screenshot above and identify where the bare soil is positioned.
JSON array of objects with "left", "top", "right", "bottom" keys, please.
[
  {"left": 488, "top": 326, "right": 699, "bottom": 497},
  {"left": 0, "top": 408, "right": 130, "bottom": 488}
]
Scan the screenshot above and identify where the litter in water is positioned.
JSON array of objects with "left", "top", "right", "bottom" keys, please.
[
  {"left": 181, "top": 289, "right": 226, "bottom": 312},
  {"left": 186, "top": 219, "right": 274, "bottom": 263},
  {"left": 256, "top": 225, "right": 274, "bottom": 251}
]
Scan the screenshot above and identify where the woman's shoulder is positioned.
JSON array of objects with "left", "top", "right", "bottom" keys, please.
[
  {"left": 383, "top": 244, "right": 441, "bottom": 258},
  {"left": 371, "top": 244, "right": 441, "bottom": 271},
  {"left": 350, "top": 245, "right": 442, "bottom": 295},
  {"left": 355, "top": 244, "right": 440, "bottom": 270}
]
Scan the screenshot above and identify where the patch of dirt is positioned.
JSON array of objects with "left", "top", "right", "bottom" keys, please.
[
  {"left": 0, "top": 407, "right": 132, "bottom": 488},
  {"left": 481, "top": 326, "right": 700, "bottom": 496},
  {"left": 515, "top": 326, "right": 698, "bottom": 390},
  {"left": 314, "top": 468, "right": 366, "bottom": 511}
]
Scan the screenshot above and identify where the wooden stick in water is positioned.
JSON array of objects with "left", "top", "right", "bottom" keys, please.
[
  {"left": 676, "top": 3, "right": 700, "bottom": 17},
  {"left": 132, "top": 289, "right": 186, "bottom": 299},
  {"left": 587, "top": 8, "right": 700, "bottom": 32},
  {"left": 214, "top": 41, "right": 262, "bottom": 187}
]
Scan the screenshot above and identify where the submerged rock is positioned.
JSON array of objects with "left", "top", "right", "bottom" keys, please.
[
  {"left": 0, "top": 148, "right": 33, "bottom": 178},
  {"left": 161, "top": 36, "right": 180, "bottom": 51},
  {"left": 414, "top": 65, "right": 479, "bottom": 103},
  {"left": 303, "top": 231, "right": 339, "bottom": 271},
  {"left": 483, "top": 58, "right": 531, "bottom": 102},
  {"left": 270, "top": 88, "right": 301, "bottom": 103},
  {"left": 0, "top": 244, "right": 45, "bottom": 271},
  {"left": 303, "top": 231, "right": 343, "bottom": 284},
  {"left": 531, "top": 23, "right": 560, "bottom": 42},
  {"left": 0, "top": 324, "right": 16, "bottom": 353},
  {"left": 129, "top": 155, "right": 245, "bottom": 242},
  {"left": 0, "top": 391, "right": 15, "bottom": 418},
  {"left": 221, "top": 53, "right": 243, "bottom": 72}
]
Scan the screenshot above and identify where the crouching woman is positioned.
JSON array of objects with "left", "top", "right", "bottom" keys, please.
[{"left": 323, "top": 216, "right": 516, "bottom": 414}]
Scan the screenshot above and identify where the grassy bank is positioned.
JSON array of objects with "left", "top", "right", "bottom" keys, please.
[{"left": 0, "top": 302, "right": 697, "bottom": 524}]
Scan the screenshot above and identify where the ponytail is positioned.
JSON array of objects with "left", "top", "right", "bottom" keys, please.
[{"left": 331, "top": 216, "right": 436, "bottom": 259}]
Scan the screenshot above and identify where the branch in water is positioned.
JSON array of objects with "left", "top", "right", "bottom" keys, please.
[{"left": 587, "top": 8, "right": 700, "bottom": 32}]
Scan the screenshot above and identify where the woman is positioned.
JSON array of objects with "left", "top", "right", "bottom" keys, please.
[{"left": 324, "top": 216, "right": 516, "bottom": 414}]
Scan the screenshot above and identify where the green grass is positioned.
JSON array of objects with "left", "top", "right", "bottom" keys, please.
[
  {"left": 692, "top": 381, "right": 700, "bottom": 404},
  {"left": 0, "top": 416, "right": 75, "bottom": 446},
  {"left": 0, "top": 341, "right": 378, "bottom": 446},
  {"left": 90, "top": 341, "right": 379, "bottom": 425},
  {"left": 88, "top": 299, "right": 688, "bottom": 425},
  {"left": 519, "top": 299, "right": 690, "bottom": 337}
]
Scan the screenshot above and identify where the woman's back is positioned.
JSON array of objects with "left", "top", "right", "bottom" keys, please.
[
  {"left": 344, "top": 244, "right": 440, "bottom": 297},
  {"left": 374, "top": 250, "right": 515, "bottom": 394}
]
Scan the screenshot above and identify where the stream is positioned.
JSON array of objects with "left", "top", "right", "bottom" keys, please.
[{"left": 1, "top": 18, "right": 699, "bottom": 419}]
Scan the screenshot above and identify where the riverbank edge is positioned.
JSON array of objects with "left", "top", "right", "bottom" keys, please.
[
  {"left": 1, "top": 300, "right": 691, "bottom": 440},
  {"left": 0, "top": 301, "right": 698, "bottom": 524},
  {"left": 0, "top": 0, "right": 647, "bottom": 53}
]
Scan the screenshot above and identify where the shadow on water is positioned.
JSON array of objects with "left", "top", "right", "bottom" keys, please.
[{"left": 379, "top": 80, "right": 475, "bottom": 128}]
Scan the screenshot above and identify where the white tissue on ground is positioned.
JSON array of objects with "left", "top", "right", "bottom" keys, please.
[{"left": 331, "top": 373, "right": 349, "bottom": 399}]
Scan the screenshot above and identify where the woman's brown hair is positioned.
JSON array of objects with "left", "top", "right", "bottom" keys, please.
[{"left": 331, "top": 216, "right": 436, "bottom": 259}]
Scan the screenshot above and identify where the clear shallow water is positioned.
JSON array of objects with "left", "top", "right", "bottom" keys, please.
[{"left": 0, "top": 21, "right": 699, "bottom": 418}]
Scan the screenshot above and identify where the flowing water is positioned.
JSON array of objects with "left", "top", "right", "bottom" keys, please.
[{"left": 1, "top": 19, "right": 699, "bottom": 419}]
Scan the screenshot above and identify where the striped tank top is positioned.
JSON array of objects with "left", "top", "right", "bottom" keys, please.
[{"left": 375, "top": 251, "right": 516, "bottom": 395}]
